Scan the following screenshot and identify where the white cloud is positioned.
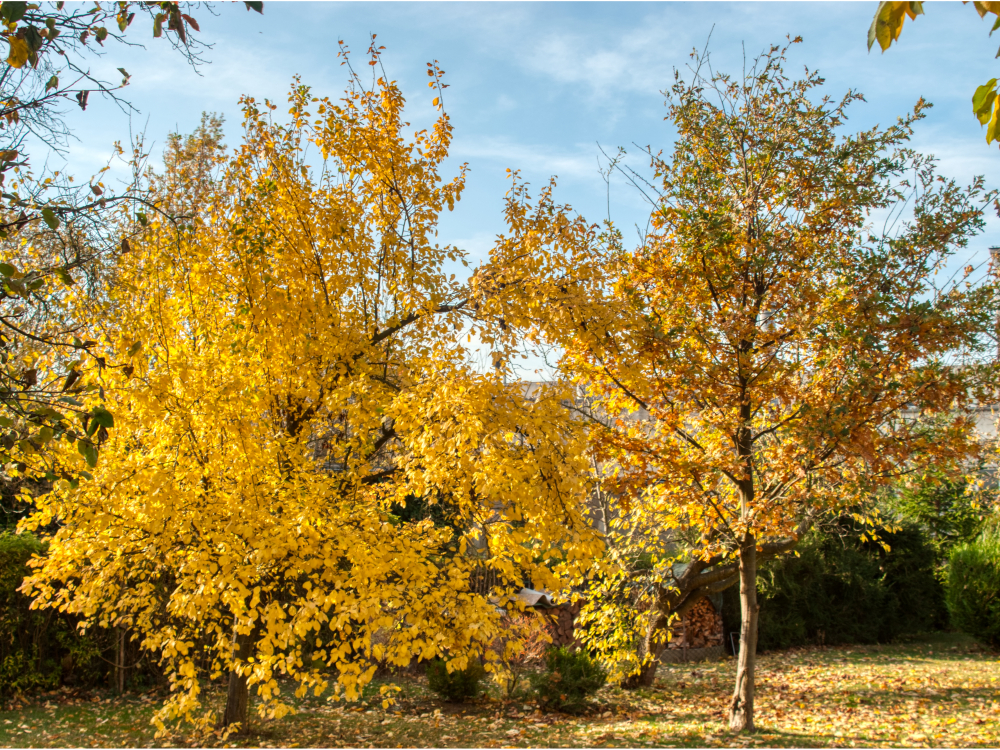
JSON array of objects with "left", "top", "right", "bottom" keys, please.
[
  {"left": 519, "top": 23, "right": 681, "bottom": 105},
  {"left": 451, "top": 135, "right": 603, "bottom": 181},
  {"left": 495, "top": 93, "right": 517, "bottom": 112}
]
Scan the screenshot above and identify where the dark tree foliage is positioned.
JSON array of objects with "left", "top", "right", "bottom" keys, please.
[
  {"left": 0, "top": 532, "right": 151, "bottom": 697},
  {"left": 723, "top": 520, "right": 945, "bottom": 652},
  {"left": 891, "top": 468, "right": 993, "bottom": 557}
]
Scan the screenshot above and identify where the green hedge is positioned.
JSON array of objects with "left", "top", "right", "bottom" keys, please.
[
  {"left": 0, "top": 532, "right": 108, "bottom": 698},
  {"left": 946, "top": 529, "right": 1000, "bottom": 648},
  {"left": 723, "top": 521, "right": 945, "bottom": 651}
]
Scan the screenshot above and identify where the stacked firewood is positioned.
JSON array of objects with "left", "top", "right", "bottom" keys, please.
[
  {"left": 541, "top": 600, "right": 583, "bottom": 648},
  {"left": 667, "top": 596, "right": 724, "bottom": 649}
]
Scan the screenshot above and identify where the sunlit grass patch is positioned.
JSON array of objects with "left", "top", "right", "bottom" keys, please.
[{"left": 0, "top": 632, "right": 997, "bottom": 748}]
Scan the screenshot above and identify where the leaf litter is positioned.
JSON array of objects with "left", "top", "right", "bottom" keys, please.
[{"left": 0, "top": 632, "right": 996, "bottom": 748}]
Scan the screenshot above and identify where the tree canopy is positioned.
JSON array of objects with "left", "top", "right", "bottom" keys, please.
[
  {"left": 22, "top": 53, "right": 602, "bottom": 734},
  {"left": 0, "top": 1, "right": 264, "bottom": 506},
  {"left": 516, "top": 40, "right": 999, "bottom": 731}
]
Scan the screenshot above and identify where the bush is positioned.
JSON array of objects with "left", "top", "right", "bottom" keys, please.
[
  {"left": 426, "top": 657, "right": 486, "bottom": 702},
  {"left": 487, "top": 613, "right": 551, "bottom": 699},
  {"left": 946, "top": 530, "right": 1000, "bottom": 648},
  {"left": 530, "top": 646, "right": 606, "bottom": 713},
  {"left": 0, "top": 649, "right": 59, "bottom": 696},
  {"left": 0, "top": 531, "right": 154, "bottom": 698},
  {"left": 0, "top": 532, "right": 65, "bottom": 697},
  {"left": 722, "top": 521, "right": 945, "bottom": 651}
]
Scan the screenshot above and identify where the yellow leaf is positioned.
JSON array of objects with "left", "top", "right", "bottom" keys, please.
[
  {"left": 986, "top": 96, "right": 1000, "bottom": 143},
  {"left": 6, "top": 37, "right": 29, "bottom": 68},
  {"left": 868, "top": 1, "right": 922, "bottom": 52}
]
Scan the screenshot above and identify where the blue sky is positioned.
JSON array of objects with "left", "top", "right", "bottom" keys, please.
[
  {"left": 60, "top": 1, "right": 1000, "bottom": 262},
  {"left": 53, "top": 1, "right": 1000, "bottom": 374}
]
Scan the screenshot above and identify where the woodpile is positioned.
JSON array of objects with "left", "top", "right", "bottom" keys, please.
[
  {"left": 534, "top": 596, "right": 723, "bottom": 651},
  {"left": 667, "top": 596, "right": 723, "bottom": 649},
  {"left": 541, "top": 600, "right": 583, "bottom": 648}
]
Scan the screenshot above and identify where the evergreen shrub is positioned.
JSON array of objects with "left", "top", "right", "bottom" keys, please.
[
  {"left": 425, "top": 657, "right": 486, "bottom": 702},
  {"left": 530, "top": 646, "right": 606, "bottom": 713},
  {"left": 722, "top": 520, "right": 944, "bottom": 651},
  {"left": 946, "top": 529, "right": 1000, "bottom": 647}
]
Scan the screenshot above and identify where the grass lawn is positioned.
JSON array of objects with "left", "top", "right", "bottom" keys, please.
[{"left": 1, "top": 632, "right": 997, "bottom": 748}]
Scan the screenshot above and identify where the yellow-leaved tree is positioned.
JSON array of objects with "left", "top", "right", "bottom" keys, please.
[
  {"left": 22, "top": 48, "right": 601, "bottom": 735},
  {"left": 0, "top": 2, "right": 265, "bottom": 494}
]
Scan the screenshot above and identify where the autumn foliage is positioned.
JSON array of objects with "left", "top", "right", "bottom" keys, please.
[
  {"left": 21, "top": 51, "right": 601, "bottom": 733},
  {"left": 8, "top": 33, "right": 999, "bottom": 741},
  {"left": 527, "top": 41, "right": 999, "bottom": 730}
]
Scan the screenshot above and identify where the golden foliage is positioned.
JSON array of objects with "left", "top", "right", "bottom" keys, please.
[{"left": 21, "top": 53, "right": 601, "bottom": 732}]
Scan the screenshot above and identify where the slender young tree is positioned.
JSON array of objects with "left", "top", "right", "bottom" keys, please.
[{"left": 498, "top": 40, "right": 1000, "bottom": 731}]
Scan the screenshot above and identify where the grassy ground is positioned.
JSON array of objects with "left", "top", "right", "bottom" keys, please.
[{"left": 1, "top": 632, "right": 997, "bottom": 748}]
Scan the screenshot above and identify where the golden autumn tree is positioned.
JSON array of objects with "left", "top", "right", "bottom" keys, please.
[
  {"left": 22, "top": 48, "right": 601, "bottom": 735},
  {"left": 503, "top": 41, "right": 1000, "bottom": 732}
]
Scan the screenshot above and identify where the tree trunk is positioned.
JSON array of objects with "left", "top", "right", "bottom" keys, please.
[
  {"left": 114, "top": 627, "right": 126, "bottom": 694},
  {"left": 221, "top": 623, "right": 257, "bottom": 734},
  {"left": 728, "top": 535, "right": 759, "bottom": 733},
  {"left": 632, "top": 642, "right": 665, "bottom": 687},
  {"left": 622, "top": 610, "right": 668, "bottom": 689}
]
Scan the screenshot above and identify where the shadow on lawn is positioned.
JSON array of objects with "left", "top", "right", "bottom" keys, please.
[{"left": 2, "top": 633, "right": 996, "bottom": 748}]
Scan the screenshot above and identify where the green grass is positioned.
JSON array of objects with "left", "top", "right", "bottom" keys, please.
[{"left": 1, "top": 633, "right": 998, "bottom": 748}]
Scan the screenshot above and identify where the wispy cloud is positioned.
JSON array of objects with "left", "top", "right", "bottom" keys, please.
[
  {"left": 513, "top": 4, "right": 775, "bottom": 104},
  {"left": 451, "top": 135, "right": 603, "bottom": 181},
  {"left": 38, "top": 0, "right": 1000, "bottom": 277},
  {"left": 524, "top": 33, "right": 669, "bottom": 99}
]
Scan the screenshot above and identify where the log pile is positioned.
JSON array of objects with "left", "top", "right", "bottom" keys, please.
[
  {"left": 667, "top": 596, "right": 723, "bottom": 649},
  {"left": 541, "top": 600, "right": 583, "bottom": 648}
]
